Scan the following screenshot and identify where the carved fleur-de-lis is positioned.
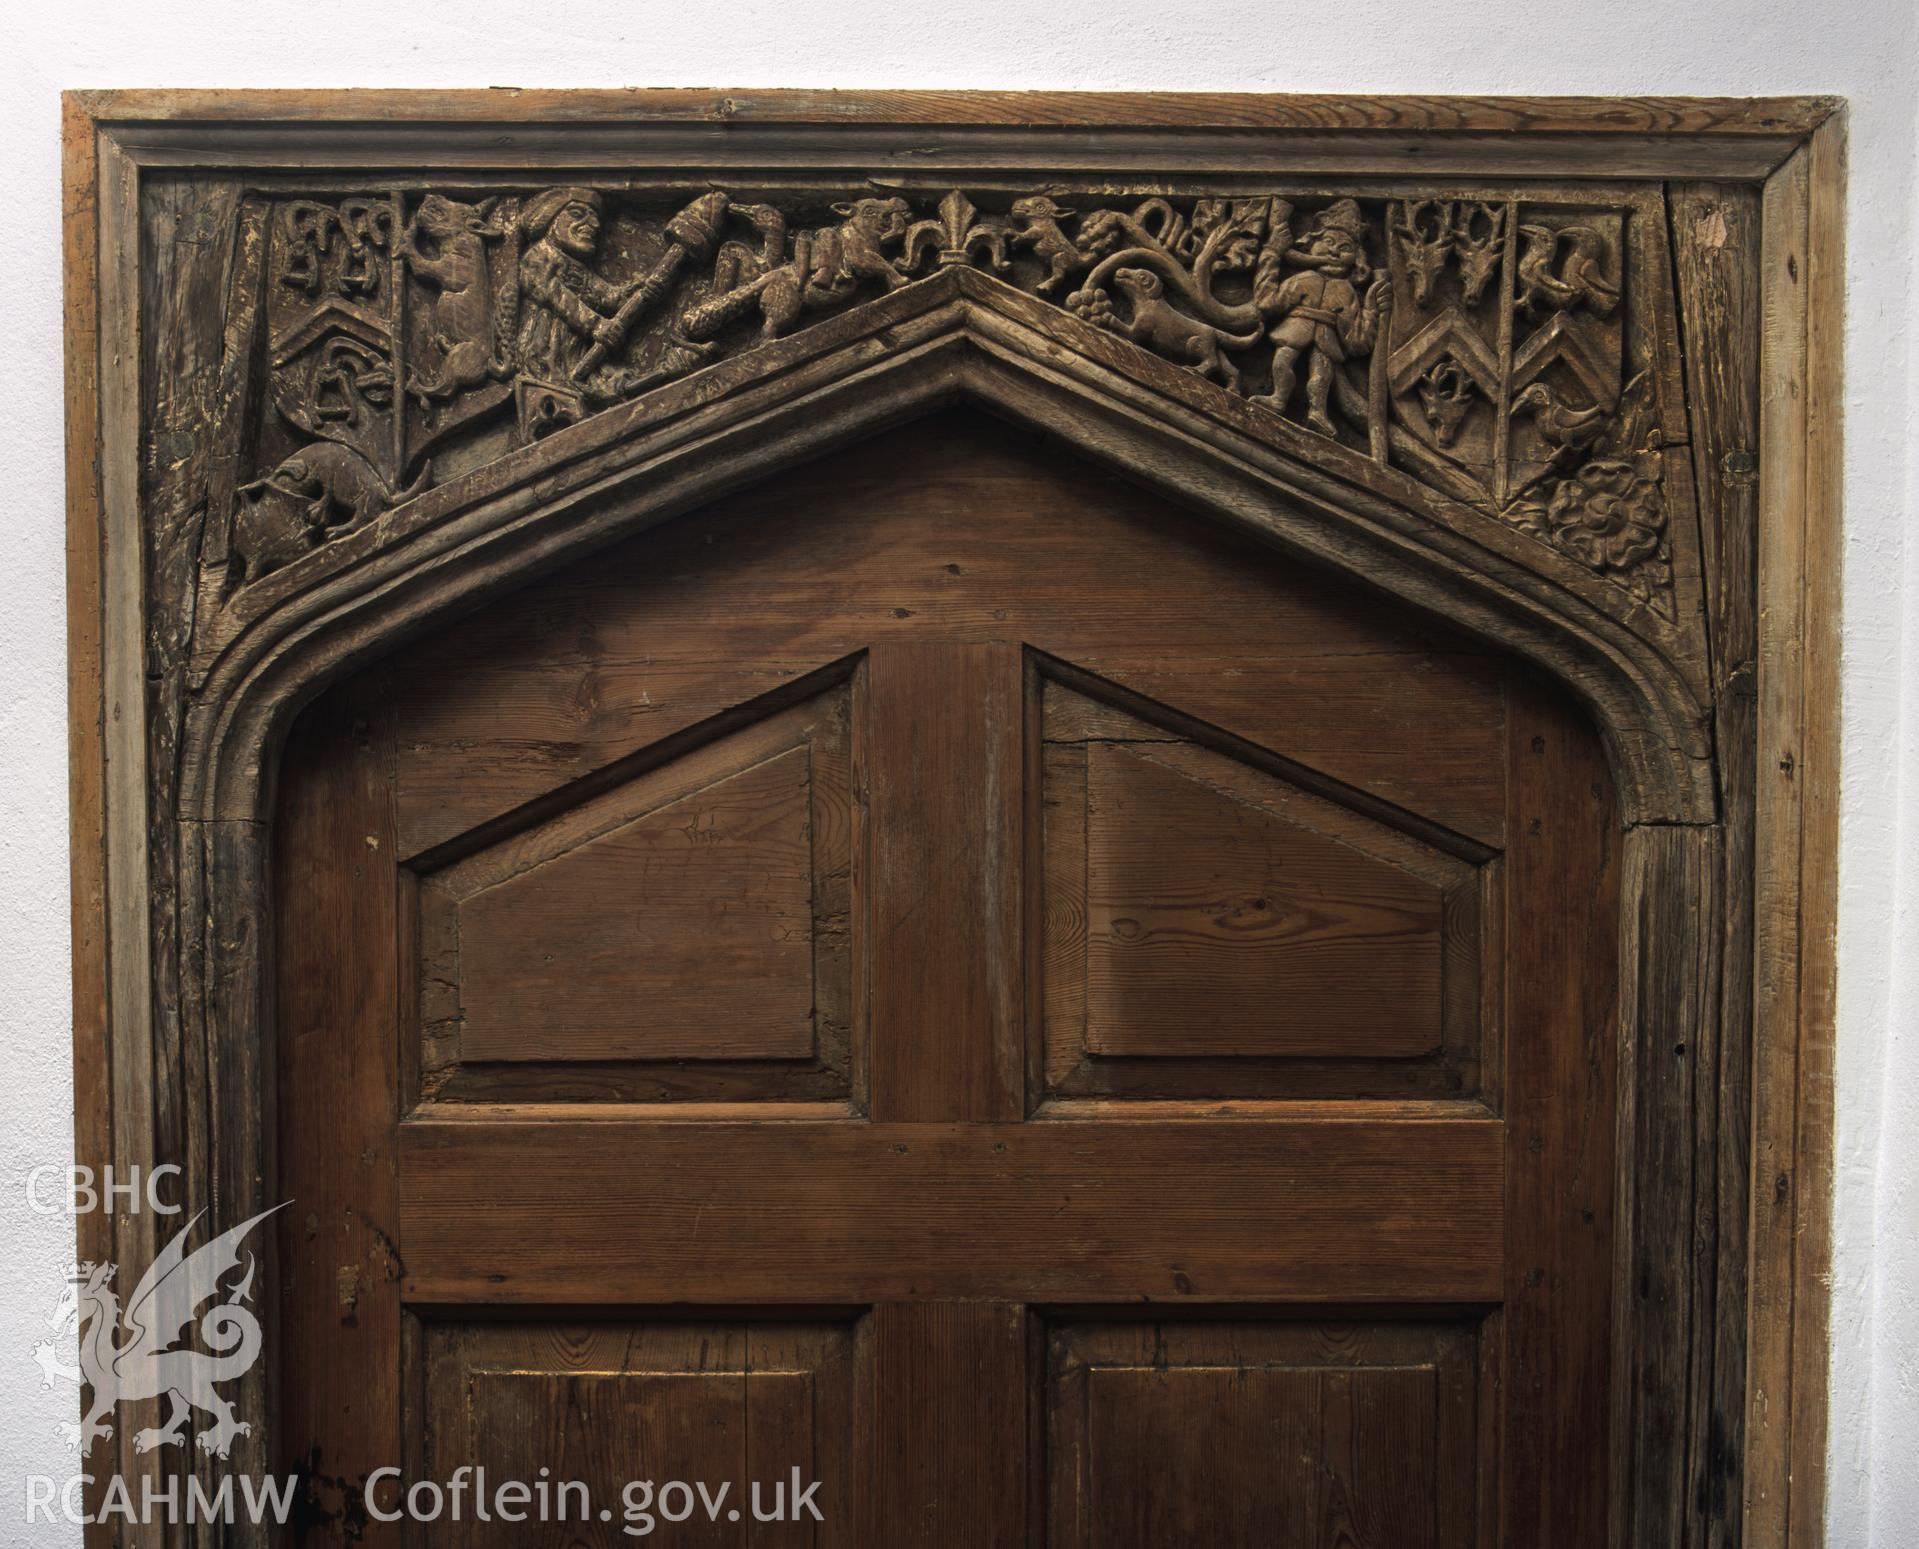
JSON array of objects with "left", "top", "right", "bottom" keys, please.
[{"left": 905, "top": 190, "right": 1011, "bottom": 273}]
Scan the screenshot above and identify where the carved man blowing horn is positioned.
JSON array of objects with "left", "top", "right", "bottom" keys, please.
[{"left": 1251, "top": 198, "right": 1389, "bottom": 438}]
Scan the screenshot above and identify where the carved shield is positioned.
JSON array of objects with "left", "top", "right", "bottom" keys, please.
[
  {"left": 1505, "top": 208, "right": 1626, "bottom": 495},
  {"left": 1385, "top": 199, "right": 1626, "bottom": 506},
  {"left": 265, "top": 196, "right": 403, "bottom": 487},
  {"left": 1385, "top": 198, "right": 1512, "bottom": 495}
]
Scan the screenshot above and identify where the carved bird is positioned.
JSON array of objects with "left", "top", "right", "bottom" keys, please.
[
  {"left": 1510, "top": 382, "right": 1610, "bottom": 466},
  {"left": 1515, "top": 223, "right": 1620, "bottom": 318}
]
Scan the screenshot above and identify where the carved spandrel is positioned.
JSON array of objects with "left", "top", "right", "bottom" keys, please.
[{"left": 230, "top": 182, "right": 1672, "bottom": 618}]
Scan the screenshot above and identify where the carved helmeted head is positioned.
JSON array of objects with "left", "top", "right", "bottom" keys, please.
[{"left": 523, "top": 186, "right": 605, "bottom": 260}]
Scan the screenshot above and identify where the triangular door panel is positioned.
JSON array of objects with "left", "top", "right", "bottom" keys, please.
[
  {"left": 413, "top": 674, "right": 854, "bottom": 1103},
  {"left": 1039, "top": 668, "right": 1489, "bottom": 1104},
  {"left": 1084, "top": 742, "right": 1445, "bottom": 1059},
  {"left": 456, "top": 744, "right": 816, "bottom": 1062}
]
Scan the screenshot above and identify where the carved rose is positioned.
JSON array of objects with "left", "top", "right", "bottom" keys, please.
[{"left": 1511, "top": 451, "right": 1671, "bottom": 603}]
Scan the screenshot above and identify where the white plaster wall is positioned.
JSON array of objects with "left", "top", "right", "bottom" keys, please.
[{"left": 0, "top": 2, "right": 1911, "bottom": 1543}]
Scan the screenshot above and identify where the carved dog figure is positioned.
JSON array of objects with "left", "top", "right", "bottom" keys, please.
[
  {"left": 686, "top": 197, "right": 913, "bottom": 341},
  {"left": 760, "top": 197, "right": 914, "bottom": 335},
  {"left": 1009, "top": 195, "right": 1086, "bottom": 295},
  {"left": 401, "top": 193, "right": 511, "bottom": 401},
  {"left": 1106, "top": 267, "right": 1263, "bottom": 391},
  {"left": 232, "top": 443, "right": 428, "bottom": 583}
]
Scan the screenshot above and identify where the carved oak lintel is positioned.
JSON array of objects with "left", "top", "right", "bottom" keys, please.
[{"left": 223, "top": 181, "right": 1677, "bottom": 620}]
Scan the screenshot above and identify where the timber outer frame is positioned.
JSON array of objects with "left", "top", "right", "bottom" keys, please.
[{"left": 61, "top": 90, "right": 1844, "bottom": 1549}]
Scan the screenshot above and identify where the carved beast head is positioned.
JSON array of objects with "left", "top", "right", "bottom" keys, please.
[
  {"left": 832, "top": 197, "right": 912, "bottom": 245},
  {"left": 1010, "top": 195, "right": 1072, "bottom": 225},
  {"left": 1452, "top": 202, "right": 1506, "bottom": 307},
  {"left": 1416, "top": 359, "right": 1477, "bottom": 448},
  {"left": 1392, "top": 199, "right": 1454, "bottom": 310},
  {"left": 1111, "top": 267, "right": 1163, "bottom": 301}
]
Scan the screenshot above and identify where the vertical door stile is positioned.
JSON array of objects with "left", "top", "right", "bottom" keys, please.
[{"left": 863, "top": 638, "right": 1032, "bottom": 1544}]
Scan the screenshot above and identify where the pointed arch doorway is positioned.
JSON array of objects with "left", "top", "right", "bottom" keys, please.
[
  {"left": 63, "top": 90, "right": 1843, "bottom": 1549},
  {"left": 276, "top": 408, "right": 1619, "bottom": 1545}
]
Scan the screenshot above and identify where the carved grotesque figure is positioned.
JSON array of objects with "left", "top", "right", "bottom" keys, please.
[
  {"left": 1009, "top": 195, "right": 1087, "bottom": 295},
  {"left": 1252, "top": 199, "right": 1389, "bottom": 438}
]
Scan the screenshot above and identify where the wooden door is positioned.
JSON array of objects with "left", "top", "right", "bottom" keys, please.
[{"left": 276, "top": 410, "right": 1618, "bottom": 1546}]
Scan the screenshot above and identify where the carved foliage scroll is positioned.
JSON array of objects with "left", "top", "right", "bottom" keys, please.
[{"left": 226, "top": 182, "right": 1675, "bottom": 617}]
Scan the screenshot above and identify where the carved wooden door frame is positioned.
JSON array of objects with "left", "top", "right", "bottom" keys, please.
[{"left": 61, "top": 90, "right": 1843, "bottom": 1549}]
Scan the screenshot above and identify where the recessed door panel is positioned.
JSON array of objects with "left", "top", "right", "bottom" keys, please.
[
  {"left": 411, "top": 675, "right": 856, "bottom": 1103},
  {"left": 423, "top": 1320, "right": 856, "bottom": 1547},
  {"left": 1048, "top": 1318, "right": 1482, "bottom": 1549},
  {"left": 1083, "top": 741, "right": 1450, "bottom": 1060},
  {"left": 1038, "top": 670, "right": 1491, "bottom": 1103}
]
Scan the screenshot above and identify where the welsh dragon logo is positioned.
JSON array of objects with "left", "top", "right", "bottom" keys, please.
[{"left": 32, "top": 1206, "right": 283, "bottom": 1458}]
